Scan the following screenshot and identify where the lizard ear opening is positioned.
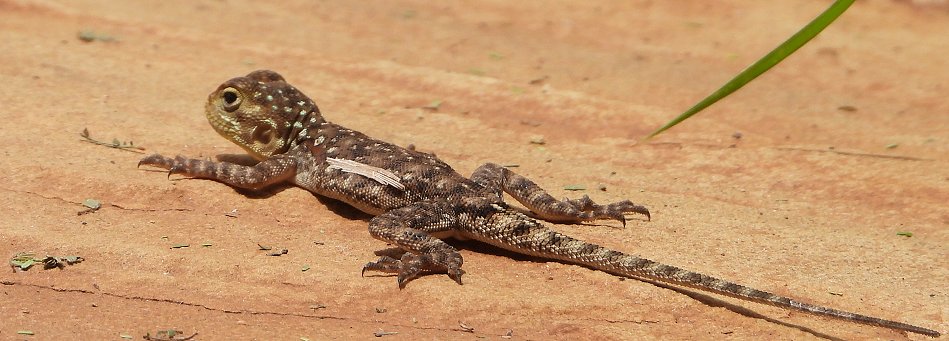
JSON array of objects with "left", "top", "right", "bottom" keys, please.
[
  {"left": 252, "top": 126, "right": 274, "bottom": 146},
  {"left": 221, "top": 87, "right": 241, "bottom": 112}
]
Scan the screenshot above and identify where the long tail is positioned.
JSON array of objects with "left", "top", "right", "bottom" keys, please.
[{"left": 480, "top": 222, "right": 940, "bottom": 337}]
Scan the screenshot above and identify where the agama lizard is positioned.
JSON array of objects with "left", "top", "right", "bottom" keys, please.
[{"left": 139, "top": 70, "right": 940, "bottom": 337}]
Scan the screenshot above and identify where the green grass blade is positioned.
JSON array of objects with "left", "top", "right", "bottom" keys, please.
[{"left": 646, "top": 0, "right": 855, "bottom": 139}]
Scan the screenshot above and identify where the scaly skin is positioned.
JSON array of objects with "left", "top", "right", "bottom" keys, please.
[{"left": 139, "top": 70, "right": 940, "bottom": 337}]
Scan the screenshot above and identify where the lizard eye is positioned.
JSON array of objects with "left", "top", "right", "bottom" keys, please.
[
  {"left": 252, "top": 126, "right": 274, "bottom": 145},
  {"left": 221, "top": 88, "right": 241, "bottom": 112}
]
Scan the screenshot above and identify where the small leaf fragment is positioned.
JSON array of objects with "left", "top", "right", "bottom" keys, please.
[
  {"left": 19, "top": 259, "right": 35, "bottom": 270},
  {"left": 422, "top": 100, "right": 442, "bottom": 110},
  {"left": 301, "top": 265, "right": 310, "bottom": 272},
  {"left": 266, "top": 249, "right": 288, "bottom": 256},
  {"left": 11, "top": 253, "right": 37, "bottom": 270},
  {"left": 17, "top": 330, "right": 35, "bottom": 335},
  {"left": 885, "top": 143, "right": 899, "bottom": 149},
  {"left": 170, "top": 244, "right": 190, "bottom": 249},
  {"left": 63, "top": 256, "right": 83, "bottom": 264},
  {"left": 224, "top": 209, "right": 239, "bottom": 218},
  {"left": 563, "top": 185, "right": 586, "bottom": 191},
  {"left": 896, "top": 232, "right": 913, "bottom": 237},
  {"left": 83, "top": 199, "right": 102, "bottom": 209},
  {"left": 374, "top": 330, "right": 398, "bottom": 337}
]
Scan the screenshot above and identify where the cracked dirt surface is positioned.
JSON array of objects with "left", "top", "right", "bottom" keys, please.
[{"left": 0, "top": 0, "right": 946, "bottom": 340}]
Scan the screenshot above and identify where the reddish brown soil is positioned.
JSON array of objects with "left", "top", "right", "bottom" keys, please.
[{"left": 1, "top": 0, "right": 946, "bottom": 340}]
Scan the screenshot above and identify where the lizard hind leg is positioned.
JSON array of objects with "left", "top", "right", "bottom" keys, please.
[
  {"left": 362, "top": 201, "right": 464, "bottom": 288},
  {"left": 470, "top": 163, "right": 650, "bottom": 226}
]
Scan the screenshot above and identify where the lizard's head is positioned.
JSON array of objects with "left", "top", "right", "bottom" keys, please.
[{"left": 205, "top": 70, "right": 324, "bottom": 160}]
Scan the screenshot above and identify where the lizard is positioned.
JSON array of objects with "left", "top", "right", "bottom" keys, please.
[{"left": 138, "top": 70, "right": 941, "bottom": 337}]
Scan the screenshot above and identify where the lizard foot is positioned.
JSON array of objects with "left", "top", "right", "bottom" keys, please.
[
  {"left": 361, "top": 251, "right": 465, "bottom": 289},
  {"left": 565, "top": 195, "right": 651, "bottom": 226}
]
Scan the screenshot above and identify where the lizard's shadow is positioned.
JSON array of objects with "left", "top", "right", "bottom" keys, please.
[
  {"left": 640, "top": 279, "right": 843, "bottom": 341},
  {"left": 449, "top": 240, "right": 843, "bottom": 341},
  {"left": 314, "top": 195, "right": 374, "bottom": 220}
]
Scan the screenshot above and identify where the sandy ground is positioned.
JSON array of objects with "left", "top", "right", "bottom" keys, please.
[{"left": 1, "top": 0, "right": 947, "bottom": 340}]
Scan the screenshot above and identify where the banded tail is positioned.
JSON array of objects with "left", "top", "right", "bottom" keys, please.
[{"left": 480, "top": 219, "right": 941, "bottom": 337}]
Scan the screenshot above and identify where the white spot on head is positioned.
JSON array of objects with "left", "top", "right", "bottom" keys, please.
[
  {"left": 297, "top": 101, "right": 305, "bottom": 106},
  {"left": 299, "top": 110, "right": 307, "bottom": 116},
  {"left": 271, "top": 105, "right": 278, "bottom": 111},
  {"left": 293, "top": 122, "right": 303, "bottom": 128},
  {"left": 277, "top": 89, "right": 283, "bottom": 95},
  {"left": 326, "top": 147, "right": 337, "bottom": 153},
  {"left": 266, "top": 95, "right": 273, "bottom": 101},
  {"left": 309, "top": 117, "right": 318, "bottom": 123},
  {"left": 314, "top": 136, "right": 325, "bottom": 144},
  {"left": 297, "top": 129, "right": 308, "bottom": 137},
  {"left": 253, "top": 92, "right": 261, "bottom": 98},
  {"left": 284, "top": 107, "right": 292, "bottom": 113}
]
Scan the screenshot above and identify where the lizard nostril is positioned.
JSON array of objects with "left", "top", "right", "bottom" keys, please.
[{"left": 221, "top": 88, "right": 241, "bottom": 111}]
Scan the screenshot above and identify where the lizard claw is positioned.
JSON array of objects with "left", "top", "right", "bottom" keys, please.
[
  {"left": 447, "top": 268, "right": 465, "bottom": 285},
  {"left": 361, "top": 251, "right": 465, "bottom": 288},
  {"left": 571, "top": 198, "right": 650, "bottom": 225},
  {"left": 362, "top": 256, "right": 400, "bottom": 278},
  {"left": 138, "top": 154, "right": 175, "bottom": 170},
  {"left": 629, "top": 204, "right": 650, "bottom": 221}
]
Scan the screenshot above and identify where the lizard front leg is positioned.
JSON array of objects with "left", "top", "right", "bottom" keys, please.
[
  {"left": 361, "top": 201, "right": 463, "bottom": 288},
  {"left": 138, "top": 154, "right": 297, "bottom": 190},
  {"left": 470, "top": 163, "right": 649, "bottom": 226}
]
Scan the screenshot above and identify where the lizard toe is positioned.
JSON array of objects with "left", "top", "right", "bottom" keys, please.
[
  {"left": 447, "top": 268, "right": 465, "bottom": 285},
  {"left": 396, "top": 253, "right": 425, "bottom": 289},
  {"left": 361, "top": 255, "right": 401, "bottom": 277},
  {"left": 138, "top": 154, "right": 174, "bottom": 169},
  {"left": 608, "top": 200, "right": 650, "bottom": 222}
]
